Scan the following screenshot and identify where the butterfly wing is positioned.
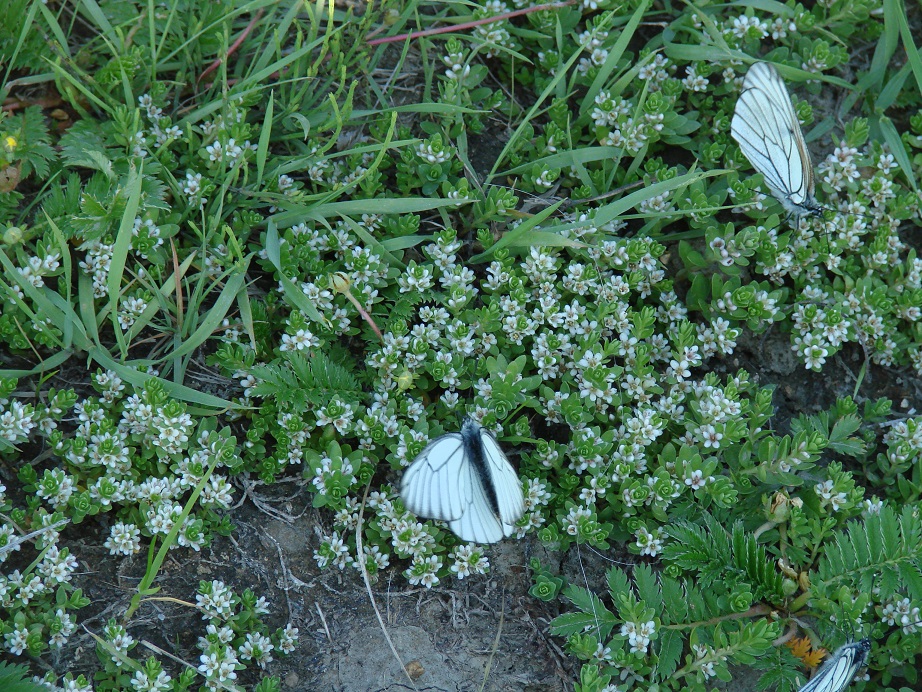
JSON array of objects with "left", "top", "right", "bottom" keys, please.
[
  {"left": 448, "top": 422, "right": 524, "bottom": 544},
  {"left": 479, "top": 428, "right": 526, "bottom": 528},
  {"left": 731, "top": 62, "right": 816, "bottom": 213},
  {"left": 400, "top": 433, "right": 469, "bottom": 523},
  {"left": 448, "top": 461, "right": 507, "bottom": 544},
  {"left": 797, "top": 639, "right": 870, "bottom": 692}
]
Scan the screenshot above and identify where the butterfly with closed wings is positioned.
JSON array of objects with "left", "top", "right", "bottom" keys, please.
[
  {"left": 797, "top": 638, "right": 870, "bottom": 692},
  {"left": 731, "top": 61, "right": 826, "bottom": 231},
  {"left": 400, "top": 418, "right": 525, "bottom": 544}
]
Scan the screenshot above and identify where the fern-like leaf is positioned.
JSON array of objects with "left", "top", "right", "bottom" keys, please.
[
  {"left": 813, "top": 505, "right": 922, "bottom": 601},
  {"left": 664, "top": 513, "right": 785, "bottom": 606},
  {"left": 58, "top": 120, "right": 114, "bottom": 172},
  {"left": 633, "top": 563, "right": 663, "bottom": 613},
  {"left": 826, "top": 413, "right": 865, "bottom": 455},
  {"left": 140, "top": 174, "right": 169, "bottom": 211},
  {"left": 0, "top": 659, "right": 50, "bottom": 692},
  {"left": 381, "top": 296, "right": 424, "bottom": 332},
  {"left": 752, "top": 643, "right": 804, "bottom": 692},
  {"left": 551, "top": 583, "right": 617, "bottom": 640},
  {"left": 791, "top": 407, "right": 865, "bottom": 457},
  {"left": 731, "top": 523, "right": 785, "bottom": 604},
  {"left": 14, "top": 107, "right": 55, "bottom": 179},
  {"left": 249, "top": 351, "right": 361, "bottom": 412},
  {"left": 660, "top": 520, "right": 715, "bottom": 571},
  {"left": 660, "top": 576, "right": 687, "bottom": 624}
]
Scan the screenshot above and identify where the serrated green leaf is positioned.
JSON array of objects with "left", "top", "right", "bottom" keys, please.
[
  {"left": 633, "top": 563, "right": 662, "bottom": 613},
  {"left": 657, "top": 629, "right": 683, "bottom": 680}
]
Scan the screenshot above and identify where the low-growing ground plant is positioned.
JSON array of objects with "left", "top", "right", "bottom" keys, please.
[{"left": 0, "top": 0, "right": 920, "bottom": 690}]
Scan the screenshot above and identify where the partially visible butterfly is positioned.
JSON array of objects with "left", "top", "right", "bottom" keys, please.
[
  {"left": 400, "top": 418, "right": 525, "bottom": 544},
  {"left": 797, "top": 638, "right": 871, "bottom": 692},
  {"left": 731, "top": 61, "right": 826, "bottom": 230}
]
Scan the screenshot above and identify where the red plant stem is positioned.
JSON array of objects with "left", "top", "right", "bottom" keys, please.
[
  {"left": 367, "top": 1, "right": 575, "bottom": 46},
  {"left": 344, "top": 291, "right": 384, "bottom": 343},
  {"left": 198, "top": 9, "right": 265, "bottom": 82}
]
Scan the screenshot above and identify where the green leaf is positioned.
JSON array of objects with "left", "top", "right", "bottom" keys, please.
[
  {"left": 878, "top": 115, "right": 918, "bottom": 192},
  {"left": 657, "top": 629, "right": 684, "bottom": 680},
  {"left": 264, "top": 221, "right": 328, "bottom": 327},
  {"left": 552, "top": 583, "right": 617, "bottom": 641},
  {"left": 469, "top": 199, "right": 568, "bottom": 263},
  {"left": 633, "top": 563, "right": 663, "bottom": 613},
  {"left": 249, "top": 350, "right": 362, "bottom": 412},
  {"left": 0, "top": 660, "right": 50, "bottom": 692}
]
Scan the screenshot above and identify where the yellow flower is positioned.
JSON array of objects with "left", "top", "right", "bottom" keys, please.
[{"left": 3, "top": 136, "right": 16, "bottom": 152}]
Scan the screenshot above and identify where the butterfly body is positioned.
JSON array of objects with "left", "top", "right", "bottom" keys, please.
[
  {"left": 731, "top": 61, "right": 826, "bottom": 227},
  {"left": 798, "top": 638, "right": 871, "bottom": 692},
  {"left": 460, "top": 420, "right": 503, "bottom": 518},
  {"left": 400, "top": 418, "right": 525, "bottom": 544}
]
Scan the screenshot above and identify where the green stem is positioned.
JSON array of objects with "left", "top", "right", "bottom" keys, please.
[{"left": 123, "top": 452, "right": 221, "bottom": 623}]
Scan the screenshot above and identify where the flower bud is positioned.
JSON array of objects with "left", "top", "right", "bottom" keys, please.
[
  {"left": 782, "top": 578, "right": 798, "bottom": 597},
  {"left": 396, "top": 369, "right": 414, "bottom": 391},
  {"left": 3, "top": 226, "right": 23, "bottom": 245},
  {"left": 330, "top": 271, "right": 351, "bottom": 293},
  {"left": 767, "top": 490, "right": 792, "bottom": 522}
]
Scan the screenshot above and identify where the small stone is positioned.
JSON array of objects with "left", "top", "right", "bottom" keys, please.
[{"left": 405, "top": 660, "right": 424, "bottom": 681}]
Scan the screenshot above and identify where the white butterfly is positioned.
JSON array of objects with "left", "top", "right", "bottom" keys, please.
[
  {"left": 797, "top": 638, "right": 870, "bottom": 692},
  {"left": 400, "top": 418, "right": 525, "bottom": 544},
  {"left": 731, "top": 61, "right": 826, "bottom": 228}
]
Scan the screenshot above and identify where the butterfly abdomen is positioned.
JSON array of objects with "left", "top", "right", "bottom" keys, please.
[{"left": 461, "top": 420, "right": 502, "bottom": 520}]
